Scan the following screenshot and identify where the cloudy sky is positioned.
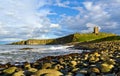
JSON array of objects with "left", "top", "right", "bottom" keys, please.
[{"left": 0, "top": 0, "right": 120, "bottom": 44}]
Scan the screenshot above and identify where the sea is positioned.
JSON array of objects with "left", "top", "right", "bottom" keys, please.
[{"left": 0, "top": 45, "right": 87, "bottom": 64}]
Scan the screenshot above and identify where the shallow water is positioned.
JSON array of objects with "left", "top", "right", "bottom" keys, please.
[{"left": 0, "top": 45, "right": 87, "bottom": 64}]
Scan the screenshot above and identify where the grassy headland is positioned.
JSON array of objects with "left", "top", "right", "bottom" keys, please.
[{"left": 11, "top": 32, "right": 116, "bottom": 45}]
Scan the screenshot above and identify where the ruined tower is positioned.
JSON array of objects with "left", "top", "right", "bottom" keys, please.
[{"left": 93, "top": 26, "right": 99, "bottom": 34}]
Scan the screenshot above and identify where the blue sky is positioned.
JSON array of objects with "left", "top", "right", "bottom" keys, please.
[{"left": 0, "top": 0, "right": 120, "bottom": 44}]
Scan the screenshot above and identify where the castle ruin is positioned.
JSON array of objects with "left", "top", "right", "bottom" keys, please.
[{"left": 93, "top": 26, "right": 99, "bottom": 34}]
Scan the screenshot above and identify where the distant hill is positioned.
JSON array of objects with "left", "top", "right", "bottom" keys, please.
[{"left": 11, "top": 32, "right": 116, "bottom": 45}]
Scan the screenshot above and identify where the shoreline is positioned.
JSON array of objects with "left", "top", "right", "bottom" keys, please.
[{"left": 0, "top": 41, "right": 120, "bottom": 76}]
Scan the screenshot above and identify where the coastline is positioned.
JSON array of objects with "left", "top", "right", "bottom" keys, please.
[{"left": 0, "top": 41, "right": 120, "bottom": 76}]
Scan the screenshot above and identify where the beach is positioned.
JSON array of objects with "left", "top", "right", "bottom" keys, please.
[{"left": 0, "top": 41, "right": 120, "bottom": 76}]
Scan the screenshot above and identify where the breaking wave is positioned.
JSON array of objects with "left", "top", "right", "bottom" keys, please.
[{"left": 0, "top": 45, "right": 86, "bottom": 64}]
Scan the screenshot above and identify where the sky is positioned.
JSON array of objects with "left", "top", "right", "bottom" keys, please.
[{"left": 0, "top": 0, "right": 120, "bottom": 44}]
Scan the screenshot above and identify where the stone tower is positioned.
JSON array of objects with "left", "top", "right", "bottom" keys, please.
[{"left": 93, "top": 26, "right": 99, "bottom": 34}]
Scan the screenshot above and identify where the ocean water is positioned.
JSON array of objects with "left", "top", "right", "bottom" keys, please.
[{"left": 0, "top": 45, "right": 86, "bottom": 64}]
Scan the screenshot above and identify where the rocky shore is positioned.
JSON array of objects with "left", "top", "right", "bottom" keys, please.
[
  {"left": 74, "top": 40, "right": 120, "bottom": 51},
  {"left": 0, "top": 41, "right": 120, "bottom": 76}
]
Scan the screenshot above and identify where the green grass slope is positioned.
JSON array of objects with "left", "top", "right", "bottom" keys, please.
[
  {"left": 72, "top": 32, "right": 116, "bottom": 42},
  {"left": 88, "top": 36, "right": 120, "bottom": 43},
  {"left": 11, "top": 32, "right": 116, "bottom": 45}
]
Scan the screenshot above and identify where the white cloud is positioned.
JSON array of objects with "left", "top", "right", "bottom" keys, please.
[
  {"left": 81, "top": 23, "right": 101, "bottom": 33},
  {"left": 83, "top": 2, "right": 93, "bottom": 11},
  {"left": 0, "top": 22, "right": 8, "bottom": 35},
  {"left": 54, "top": 0, "right": 70, "bottom": 8},
  {"left": 59, "top": 0, "right": 120, "bottom": 34},
  {"left": 0, "top": 38, "right": 22, "bottom": 42},
  {"left": 50, "top": 24, "right": 60, "bottom": 28},
  {"left": 0, "top": 0, "right": 61, "bottom": 42}
]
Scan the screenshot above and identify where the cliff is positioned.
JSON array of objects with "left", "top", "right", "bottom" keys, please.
[{"left": 11, "top": 32, "right": 116, "bottom": 45}]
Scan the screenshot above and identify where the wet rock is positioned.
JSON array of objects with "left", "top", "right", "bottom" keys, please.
[
  {"left": 12, "top": 71, "right": 24, "bottom": 76},
  {"left": 90, "top": 73, "right": 96, "bottom": 76},
  {"left": 75, "top": 73, "right": 85, "bottom": 76},
  {"left": 20, "top": 47, "right": 33, "bottom": 50},
  {"left": 116, "top": 72, "right": 120, "bottom": 76},
  {"left": 101, "top": 63, "right": 114, "bottom": 73},
  {"left": 72, "top": 68, "right": 79, "bottom": 72},
  {"left": 59, "top": 58, "right": 66, "bottom": 65},
  {"left": 90, "top": 67, "right": 100, "bottom": 73},
  {"left": 83, "top": 53, "right": 89, "bottom": 60},
  {"left": 54, "top": 64, "right": 64, "bottom": 70},
  {"left": 89, "top": 55, "right": 99, "bottom": 63},
  {"left": 93, "top": 52, "right": 100, "bottom": 57},
  {"left": 66, "top": 72, "right": 73, "bottom": 76},
  {"left": 100, "top": 53, "right": 110, "bottom": 61},
  {"left": 90, "top": 64, "right": 96, "bottom": 67},
  {"left": 103, "top": 73, "right": 116, "bottom": 76},
  {"left": 107, "top": 59, "right": 115, "bottom": 65},
  {"left": 70, "top": 61, "right": 77, "bottom": 67},
  {"left": 79, "top": 68, "right": 88, "bottom": 74},
  {"left": 35, "top": 69, "right": 63, "bottom": 76},
  {"left": 24, "top": 63, "right": 31, "bottom": 69},
  {"left": 42, "top": 63, "right": 52, "bottom": 69},
  {"left": 3, "top": 67, "right": 17, "bottom": 74},
  {"left": 82, "top": 63, "right": 88, "bottom": 67},
  {"left": 28, "top": 67, "right": 37, "bottom": 73}
]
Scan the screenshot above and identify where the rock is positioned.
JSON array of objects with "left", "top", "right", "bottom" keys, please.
[
  {"left": 116, "top": 72, "right": 120, "bottom": 76},
  {"left": 79, "top": 68, "right": 88, "bottom": 74},
  {"left": 45, "top": 73, "right": 61, "bottom": 76},
  {"left": 24, "top": 63, "right": 31, "bottom": 69},
  {"left": 83, "top": 54, "right": 89, "bottom": 60},
  {"left": 66, "top": 72, "right": 73, "bottom": 76},
  {"left": 59, "top": 58, "right": 66, "bottom": 64},
  {"left": 103, "top": 73, "right": 116, "bottom": 76},
  {"left": 42, "top": 63, "right": 52, "bottom": 69},
  {"left": 100, "top": 51, "right": 110, "bottom": 61},
  {"left": 107, "top": 59, "right": 115, "bottom": 65},
  {"left": 35, "top": 69, "right": 63, "bottom": 76},
  {"left": 93, "top": 52, "right": 100, "bottom": 57},
  {"left": 89, "top": 55, "right": 99, "bottom": 63},
  {"left": 0, "top": 70, "right": 3, "bottom": 74},
  {"left": 70, "top": 61, "right": 77, "bottom": 67},
  {"left": 3, "top": 67, "right": 17, "bottom": 74},
  {"left": 90, "top": 65, "right": 96, "bottom": 67},
  {"left": 88, "top": 52, "right": 100, "bottom": 63},
  {"left": 20, "top": 47, "right": 33, "bottom": 50},
  {"left": 90, "top": 68, "right": 100, "bottom": 73},
  {"left": 72, "top": 68, "right": 79, "bottom": 72},
  {"left": 101, "top": 63, "right": 114, "bottom": 73},
  {"left": 54, "top": 64, "right": 64, "bottom": 70},
  {"left": 28, "top": 68, "right": 37, "bottom": 73},
  {"left": 82, "top": 63, "right": 88, "bottom": 67},
  {"left": 90, "top": 73, "right": 96, "bottom": 76},
  {"left": 12, "top": 71, "right": 24, "bottom": 76},
  {"left": 75, "top": 73, "right": 85, "bottom": 76}
]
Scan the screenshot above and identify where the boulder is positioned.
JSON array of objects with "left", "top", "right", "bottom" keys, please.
[
  {"left": 70, "top": 61, "right": 77, "bottom": 67},
  {"left": 42, "top": 63, "right": 52, "bottom": 69},
  {"left": 3, "top": 67, "right": 17, "bottom": 74},
  {"left": 101, "top": 63, "right": 114, "bottom": 73},
  {"left": 12, "top": 71, "right": 24, "bottom": 76},
  {"left": 90, "top": 67, "right": 100, "bottom": 73},
  {"left": 28, "top": 68, "right": 37, "bottom": 73},
  {"left": 35, "top": 69, "right": 63, "bottom": 76}
]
